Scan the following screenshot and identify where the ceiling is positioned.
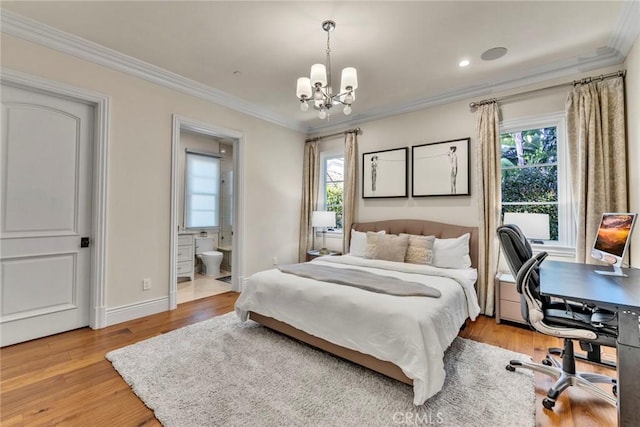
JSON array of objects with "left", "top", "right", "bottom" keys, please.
[{"left": 1, "top": 1, "right": 638, "bottom": 133}]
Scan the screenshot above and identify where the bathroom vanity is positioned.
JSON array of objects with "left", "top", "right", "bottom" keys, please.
[{"left": 177, "top": 233, "right": 194, "bottom": 281}]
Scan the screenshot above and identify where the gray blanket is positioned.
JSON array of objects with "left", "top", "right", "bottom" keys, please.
[{"left": 278, "top": 263, "right": 441, "bottom": 298}]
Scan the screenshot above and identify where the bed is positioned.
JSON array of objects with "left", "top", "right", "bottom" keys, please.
[{"left": 235, "top": 219, "right": 481, "bottom": 405}]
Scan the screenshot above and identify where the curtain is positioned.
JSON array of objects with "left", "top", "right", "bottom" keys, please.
[
  {"left": 298, "top": 141, "right": 319, "bottom": 262},
  {"left": 342, "top": 132, "right": 358, "bottom": 254},
  {"left": 475, "top": 102, "right": 501, "bottom": 315},
  {"left": 566, "top": 77, "right": 627, "bottom": 263}
]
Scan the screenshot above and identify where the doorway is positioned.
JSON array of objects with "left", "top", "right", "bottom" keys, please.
[{"left": 169, "top": 115, "right": 243, "bottom": 309}]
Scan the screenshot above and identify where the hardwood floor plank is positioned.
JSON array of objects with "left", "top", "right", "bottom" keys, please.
[{"left": 0, "top": 292, "right": 616, "bottom": 426}]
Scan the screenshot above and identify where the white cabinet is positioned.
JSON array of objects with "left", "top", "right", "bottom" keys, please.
[
  {"left": 177, "top": 233, "right": 194, "bottom": 281},
  {"left": 495, "top": 273, "right": 527, "bottom": 325}
]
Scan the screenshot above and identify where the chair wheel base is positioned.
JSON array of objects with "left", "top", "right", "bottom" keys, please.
[{"left": 542, "top": 398, "right": 556, "bottom": 410}]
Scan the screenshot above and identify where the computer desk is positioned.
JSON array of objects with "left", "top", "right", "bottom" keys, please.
[{"left": 540, "top": 260, "right": 640, "bottom": 427}]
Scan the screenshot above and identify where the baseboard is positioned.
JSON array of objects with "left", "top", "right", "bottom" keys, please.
[{"left": 105, "top": 296, "right": 169, "bottom": 327}]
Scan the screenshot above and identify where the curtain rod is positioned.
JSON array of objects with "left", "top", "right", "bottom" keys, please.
[
  {"left": 305, "top": 127, "right": 363, "bottom": 143},
  {"left": 468, "top": 70, "right": 626, "bottom": 109}
]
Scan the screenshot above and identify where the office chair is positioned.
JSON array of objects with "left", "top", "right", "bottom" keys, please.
[{"left": 497, "top": 224, "right": 618, "bottom": 409}]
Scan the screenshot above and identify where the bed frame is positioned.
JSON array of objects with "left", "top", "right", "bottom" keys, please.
[{"left": 248, "top": 219, "right": 479, "bottom": 385}]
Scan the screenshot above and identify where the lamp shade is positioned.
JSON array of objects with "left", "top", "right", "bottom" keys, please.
[
  {"left": 503, "top": 212, "right": 550, "bottom": 240},
  {"left": 310, "top": 64, "right": 327, "bottom": 87},
  {"left": 311, "top": 210, "right": 336, "bottom": 228},
  {"left": 296, "top": 77, "right": 312, "bottom": 98},
  {"left": 340, "top": 67, "right": 358, "bottom": 90}
]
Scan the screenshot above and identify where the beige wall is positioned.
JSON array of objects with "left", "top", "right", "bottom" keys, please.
[
  {"left": 1, "top": 34, "right": 305, "bottom": 309},
  {"left": 625, "top": 34, "right": 640, "bottom": 268},
  {"left": 348, "top": 63, "right": 633, "bottom": 263}
]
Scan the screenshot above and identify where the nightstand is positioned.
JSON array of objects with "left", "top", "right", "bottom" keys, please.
[
  {"left": 495, "top": 272, "right": 527, "bottom": 325},
  {"left": 306, "top": 250, "right": 341, "bottom": 262}
]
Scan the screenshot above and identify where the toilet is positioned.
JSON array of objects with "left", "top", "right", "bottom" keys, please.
[{"left": 194, "top": 235, "right": 223, "bottom": 276}]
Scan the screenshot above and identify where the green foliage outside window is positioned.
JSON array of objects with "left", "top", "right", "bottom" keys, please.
[
  {"left": 326, "top": 183, "right": 343, "bottom": 229},
  {"left": 501, "top": 127, "right": 559, "bottom": 240}
]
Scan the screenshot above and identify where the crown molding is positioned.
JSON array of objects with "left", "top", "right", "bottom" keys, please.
[
  {"left": 0, "top": 10, "right": 307, "bottom": 133},
  {"left": 2, "top": 7, "right": 635, "bottom": 137}
]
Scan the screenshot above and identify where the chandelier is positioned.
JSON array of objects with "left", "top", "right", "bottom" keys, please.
[{"left": 296, "top": 20, "right": 358, "bottom": 120}]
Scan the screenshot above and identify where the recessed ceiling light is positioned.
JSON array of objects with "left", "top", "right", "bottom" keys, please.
[
  {"left": 459, "top": 59, "right": 470, "bottom": 67},
  {"left": 481, "top": 47, "right": 508, "bottom": 61}
]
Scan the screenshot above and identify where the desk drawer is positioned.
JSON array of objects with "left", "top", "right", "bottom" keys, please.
[
  {"left": 500, "top": 281, "right": 521, "bottom": 302},
  {"left": 500, "top": 300, "right": 526, "bottom": 324}
]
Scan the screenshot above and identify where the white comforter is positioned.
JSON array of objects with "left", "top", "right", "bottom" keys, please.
[{"left": 235, "top": 255, "right": 481, "bottom": 405}]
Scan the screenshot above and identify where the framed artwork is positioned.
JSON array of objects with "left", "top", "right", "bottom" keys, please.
[
  {"left": 362, "top": 147, "right": 408, "bottom": 198},
  {"left": 412, "top": 137, "right": 470, "bottom": 197}
]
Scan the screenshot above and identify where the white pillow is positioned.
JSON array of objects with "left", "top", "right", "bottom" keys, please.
[
  {"left": 349, "top": 229, "right": 385, "bottom": 257},
  {"left": 432, "top": 233, "right": 472, "bottom": 269}
]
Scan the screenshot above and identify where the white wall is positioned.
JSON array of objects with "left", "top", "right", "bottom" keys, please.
[
  {"left": 625, "top": 34, "right": 640, "bottom": 268},
  {"left": 1, "top": 34, "right": 305, "bottom": 310}
]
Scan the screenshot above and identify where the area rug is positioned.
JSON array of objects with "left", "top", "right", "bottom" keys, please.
[{"left": 106, "top": 313, "right": 535, "bottom": 427}]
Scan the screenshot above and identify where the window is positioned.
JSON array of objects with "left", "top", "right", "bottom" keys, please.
[
  {"left": 500, "top": 113, "right": 574, "bottom": 247},
  {"left": 321, "top": 154, "right": 344, "bottom": 230},
  {"left": 185, "top": 152, "right": 220, "bottom": 229}
]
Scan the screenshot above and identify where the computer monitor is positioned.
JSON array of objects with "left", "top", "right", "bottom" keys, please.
[{"left": 591, "top": 213, "right": 637, "bottom": 277}]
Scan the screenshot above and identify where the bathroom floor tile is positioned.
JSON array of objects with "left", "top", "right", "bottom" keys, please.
[{"left": 177, "top": 271, "right": 232, "bottom": 304}]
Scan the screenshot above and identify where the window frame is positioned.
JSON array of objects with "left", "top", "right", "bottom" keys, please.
[
  {"left": 319, "top": 150, "right": 344, "bottom": 235},
  {"left": 184, "top": 151, "right": 221, "bottom": 230},
  {"left": 500, "top": 112, "right": 575, "bottom": 255}
]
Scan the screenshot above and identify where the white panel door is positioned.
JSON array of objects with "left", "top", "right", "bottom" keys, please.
[{"left": 1, "top": 84, "right": 94, "bottom": 346}]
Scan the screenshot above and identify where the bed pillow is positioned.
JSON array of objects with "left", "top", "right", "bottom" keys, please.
[
  {"left": 400, "top": 233, "right": 436, "bottom": 265},
  {"left": 349, "top": 229, "right": 385, "bottom": 257},
  {"left": 368, "top": 233, "right": 410, "bottom": 263},
  {"left": 432, "top": 233, "right": 472, "bottom": 269},
  {"left": 365, "top": 231, "right": 393, "bottom": 258}
]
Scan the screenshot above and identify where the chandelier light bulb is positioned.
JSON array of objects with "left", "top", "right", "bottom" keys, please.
[
  {"left": 300, "top": 101, "right": 309, "bottom": 112},
  {"left": 313, "top": 88, "right": 324, "bottom": 101},
  {"left": 318, "top": 109, "right": 327, "bottom": 119},
  {"left": 344, "top": 93, "right": 354, "bottom": 104},
  {"left": 343, "top": 105, "right": 352, "bottom": 115}
]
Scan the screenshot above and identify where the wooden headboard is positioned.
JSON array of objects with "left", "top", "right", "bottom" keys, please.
[{"left": 351, "top": 219, "right": 479, "bottom": 269}]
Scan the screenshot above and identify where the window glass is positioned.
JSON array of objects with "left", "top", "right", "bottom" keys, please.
[
  {"left": 323, "top": 155, "right": 344, "bottom": 230},
  {"left": 185, "top": 153, "right": 220, "bottom": 229},
  {"left": 500, "top": 114, "right": 573, "bottom": 246}
]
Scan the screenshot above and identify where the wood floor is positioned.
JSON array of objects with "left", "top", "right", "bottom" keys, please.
[{"left": 1, "top": 291, "right": 616, "bottom": 426}]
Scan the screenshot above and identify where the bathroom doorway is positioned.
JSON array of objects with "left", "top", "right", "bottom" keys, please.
[{"left": 170, "top": 115, "right": 244, "bottom": 308}]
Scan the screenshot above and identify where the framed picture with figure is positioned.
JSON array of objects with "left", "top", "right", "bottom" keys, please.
[
  {"left": 362, "top": 147, "right": 408, "bottom": 198},
  {"left": 412, "top": 138, "right": 470, "bottom": 197}
]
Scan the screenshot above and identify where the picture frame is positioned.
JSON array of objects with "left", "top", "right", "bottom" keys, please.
[
  {"left": 362, "top": 147, "right": 408, "bottom": 198},
  {"left": 412, "top": 138, "right": 470, "bottom": 197}
]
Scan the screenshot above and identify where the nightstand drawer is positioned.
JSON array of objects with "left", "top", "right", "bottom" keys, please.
[
  {"left": 500, "top": 300, "right": 526, "bottom": 323},
  {"left": 500, "top": 281, "right": 521, "bottom": 302}
]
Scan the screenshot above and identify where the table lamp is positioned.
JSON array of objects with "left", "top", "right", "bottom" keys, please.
[
  {"left": 503, "top": 212, "right": 550, "bottom": 243},
  {"left": 311, "top": 210, "right": 336, "bottom": 255}
]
